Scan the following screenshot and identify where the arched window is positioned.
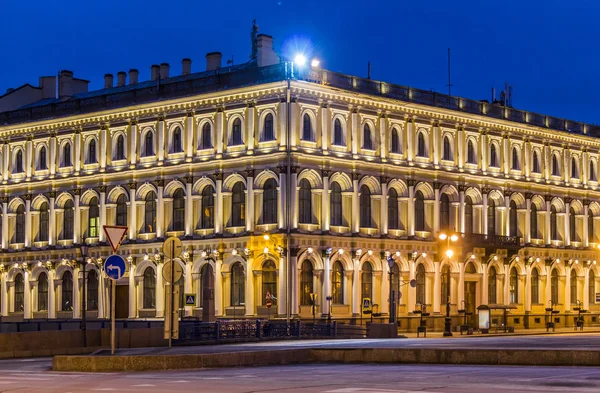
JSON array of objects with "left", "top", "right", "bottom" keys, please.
[
  {"left": 509, "top": 200, "right": 517, "bottom": 237},
  {"left": 87, "top": 139, "right": 97, "bottom": 164},
  {"left": 116, "top": 195, "right": 127, "bottom": 227},
  {"left": 511, "top": 147, "right": 520, "bottom": 170},
  {"left": 300, "top": 260, "right": 313, "bottom": 306},
  {"left": 232, "top": 182, "right": 245, "bottom": 227},
  {"left": 231, "top": 262, "right": 245, "bottom": 306},
  {"left": 15, "top": 150, "right": 23, "bottom": 173},
  {"left": 416, "top": 264, "right": 426, "bottom": 304},
  {"left": 590, "top": 161, "right": 597, "bottom": 182},
  {"left": 388, "top": 188, "right": 399, "bottom": 230},
  {"left": 417, "top": 132, "right": 427, "bottom": 157},
  {"left": 363, "top": 124, "right": 373, "bottom": 150},
  {"left": 231, "top": 118, "right": 243, "bottom": 146},
  {"left": 88, "top": 197, "right": 99, "bottom": 238},
  {"left": 588, "top": 210, "right": 594, "bottom": 243},
  {"left": 359, "top": 185, "right": 371, "bottom": 228},
  {"left": 333, "top": 119, "right": 344, "bottom": 146},
  {"left": 144, "top": 131, "right": 154, "bottom": 157},
  {"left": 172, "top": 189, "right": 185, "bottom": 231},
  {"left": 172, "top": 127, "right": 183, "bottom": 153},
  {"left": 487, "top": 198, "right": 496, "bottom": 236},
  {"left": 39, "top": 146, "right": 47, "bottom": 170},
  {"left": 14, "top": 273, "right": 24, "bottom": 312},
  {"left": 199, "top": 264, "right": 213, "bottom": 306},
  {"left": 391, "top": 127, "right": 400, "bottom": 153},
  {"left": 467, "top": 140, "right": 476, "bottom": 164},
  {"left": 298, "top": 179, "right": 312, "bottom": 224},
  {"left": 589, "top": 270, "right": 596, "bottom": 305},
  {"left": 440, "top": 193, "right": 450, "bottom": 230},
  {"left": 551, "top": 269, "right": 558, "bottom": 305},
  {"left": 87, "top": 270, "right": 98, "bottom": 311},
  {"left": 488, "top": 266, "right": 497, "bottom": 304},
  {"left": 15, "top": 205, "right": 25, "bottom": 243},
  {"left": 415, "top": 190, "right": 425, "bottom": 232},
  {"left": 531, "top": 268, "right": 539, "bottom": 304},
  {"left": 302, "top": 113, "right": 313, "bottom": 141},
  {"left": 361, "top": 262, "right": 373, "bottom": 301},
  {"left": 263, "top": 179, "right": 277, "bottom": 224},
  {"left": 116, "top": 135, "right": 126, "bottom": 160},
  {"left": 143, "top": 267, "right": 156, "bottom": 309},
  {"left": 530, "top": 203, "right": 538, "bottom": 239},
  {"left": 330, "top": 182, "right": 342, "bottom": 226},
  {"left": 39, "top": 202, "right": 49, "bottom": 242},
  {"left": 62, "top": 271, "right": 73, "bottom": 311},
  {"left": 570, "top": 271, "right": 578, "bottom": 304},
  {"left": 571, "top": 157, "right": 578, "bottom": 179},
  {"left": 332, "top": 261, "right": 344, "bottom": 304},
  {"left": 552, "top": 154, "right": 560, "bottom": 176},
  {"left": 509, "top": 267, "right": 518, "bottom": 303},
  {"left": 201, "top": 186, "right": 215, "bottom": 229},
  {"left": 465, "top": 263, "right": 476, "bottom": 274},
  {"left": 63, "top": 143, "right": 72, "bottom": 167},
  {"left": 569, "top": 206, "right": 576, "bottom": 242},
  {"left": 464, "top": 196, "right": 473, "bottom": 234},
  {"left": 490, "top": 144, "right": 498, "bottom": 167},
  {"left": 550, "top": 205, "right": 558, "bottom": 240},
  {"left": 441, "top": 265, "right": 450, "bottom": 304},
  {"left": 200, "top": 123, "right": 212, "bottom": 149},
  {"left": 532, "top": 151, "right": 540, "bottom": 173},
  {"left": 262, "top": 260, "right": 277, "bottom": 305},
  {"left": 144, "top": 191, "right": 156, "bottom": 233},
  {"left": 442, "top": 136, "right": 452, "bottom": 161},
  {"left": 38, "top": 272, "right": 48, "bottom": 311},
  {"left": 64, "top": 200, "right": 74, "bottom": 240},
  {"left": 263, "top": 114, "right": 275, "bottom": 141}
]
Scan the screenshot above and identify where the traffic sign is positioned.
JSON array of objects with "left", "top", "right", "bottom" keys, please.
[
  {"left": 362, "top": 298, "right": 372, "bottom": 314},
  {"left": 185, "top": 293, "right": 196, "bottom": 306},
  {"left": 163, "top": 237, "right": 183, "bottom": 260},
  {"left": 104, "top": 255, "right": 126, "bottom": 280},
  {"left": 266, "top": 299, "right": 273, "bottom": 309},
  {"left": 163, "top": 260, "right": 183, "bottom": 283},
  {"left": 103, "top": 225, "right": 128, "bottom": 253}
]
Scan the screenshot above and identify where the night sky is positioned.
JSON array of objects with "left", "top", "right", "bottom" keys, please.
[{"left": 1, "top": 0, "right": 599, "bottom": 124}]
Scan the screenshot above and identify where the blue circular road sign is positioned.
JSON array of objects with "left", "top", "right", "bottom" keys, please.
[{"left": 104, "top": 255, "right": 126, "bottom": 280}]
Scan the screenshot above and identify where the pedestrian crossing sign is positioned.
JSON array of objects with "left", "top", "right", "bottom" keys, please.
[{"left": 185, "top": 293, "right": 196, "bottom": 306}]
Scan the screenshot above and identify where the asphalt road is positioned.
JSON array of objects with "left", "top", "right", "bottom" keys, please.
[{"left": 2, "top": 360, "right": 600, "bottom": 392}]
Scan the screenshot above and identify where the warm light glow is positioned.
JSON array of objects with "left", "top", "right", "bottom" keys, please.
[
  {"left": 338, "top": 249, "right": 344, "bottom": 255},
  {"left": 232, "top": 249, "right": 237, "bottom": 255},
  {"left": 201, "top": 251, "right": 207, "bottom": 258},
  {"left": 494, "top": 256, "right": 498, "bottom": 261},
  {"left": 263, "top": 247, "right": 269, "bottom": 254},
  {"left": 439, "top": 233, "right": 447, "bottom": 240},
  {"left": 144, "top": 254, "right": 149, "bottom": 261},
  {"left": 575, "top": 260, "right": 579, "bottom": 264},
  {"left": 367, "top": 249, "right": 373, "bottom": 256},
  {"left": 356, "top": 249, "right": 362, "bottom": 255},
  {"left": 311, "top": 58, "right": 320, "bottom": 67},
  {"left": 307, "top": 247, "right": 313, "bottom": 254},
  {"left": 536, "top": 257, "right": 540, "bottom": 262},
  {"left": 556, "top": 259, "right": 560, "bottom": 263},
  {"left": 471, "top": 254, "right": 476, "bottom": 259},
  {"left": 395, "top": 251, "right": 401, "bottom": 257},
  {"left": 294, "top": 54, "right": 307, "bottom": 66},
  {"left": 450, "top": 234, "right": 459, "bottom": 242},
  {"left": 445, "top": 249, "right": 454, "bottom": 258},
  {"left": 263, "top": 234, "right": 270, "bottom": 241},
  {"left": 515, "top": 257, "right": 519, "bottom": 261},
  {"left": 422, "top": 253, "right": 427, "bottom": 258}
]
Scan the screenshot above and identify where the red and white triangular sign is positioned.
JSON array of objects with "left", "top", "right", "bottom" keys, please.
[{"left": 103, "top": 225, "right": 128, "bottom": 253}]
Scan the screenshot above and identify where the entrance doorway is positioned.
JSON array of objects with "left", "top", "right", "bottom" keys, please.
[{"left": 464, "top": 281, "right": 477, "bottom": 326}]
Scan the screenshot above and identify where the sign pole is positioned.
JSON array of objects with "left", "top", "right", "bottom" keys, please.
[{"left": 111, "top": 279, "right": 116, "bottom": 355}]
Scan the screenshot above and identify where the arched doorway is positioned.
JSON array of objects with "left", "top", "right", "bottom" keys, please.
[{"left": 200, "top": 264, "right": 215, "bottom": 322}]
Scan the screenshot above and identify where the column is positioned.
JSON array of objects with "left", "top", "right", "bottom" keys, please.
[
  {"left": 2, "top": 142, "right": 9, "bottom": 183},
  {"left": 322, "top": 171, "right": 330, "bottom": 231},
  {"left": 584, "top": 268, "right": 590, "bottom": 310},
  {"left": 2, "top": 198, "right": 7, "bottom": 249},
  {"left": 49, "top": 133, "right": 57, "bottom": 177},
  {"left": 432, "top": 121, "right": 440, "bottom": 166},
  {"left": 481, "top": 263, "right": 488, "bottom": 305},
  {"left": 433, "top": 185, "right": 440, "bottom": 234},
  {"left": 128, "top": 261, "right": 137, "bottom": 318},
  {"left": 482, "top": 193, "right": 489, "bottom": 235},
  {"left": 582, "top": 149, "right": 588, "bottom": 186},
  {"left": 503, "top": 264, "right": 510, "bottom": 305},
  {"left": 24, "top": 195, "right": 32, "bottom": 248},
  {"left": 545, "top": 197, "right": 552, "bottom": 245},
  {"left": 25, "top": 136, "right": 32, "bottom": 180},
  {"left": 278, "top": 168, "right": 286, "bottom": 229},
  {"left": 185, "top": 178, "right": 193, "bottom": 237},
  {"left": 524, "top": 139, "right": 531, "bottom": 178},
  {"left": 525, "top": 264, "right": 532, "bottom": 312},
  {"left": 564, "top": 199, "right": 571, "bottom": 246},
  {"left": 245, "top": 254, "right": 255, "bottom": 316},
  {"left": 246, "top": 104, "right": 255, "bottom": 153},
  {"left": 99, "top": 125, "right": 108, "bottom": 172},
  {"left": 433, "top": 261, "right": 441, "bottom": 313},
  {"left": 458, "top": 262, "right": 465, "bottom": 307},
  {"left": 504, "top": 194, "right": 511, "bottom": 236},
  {"left": 156, "top": 259, "right": 165, "bottom": 317},
  {"left": 157, "top": 117, "right": 165, "bottom": 165},
  {"left": 503, "top": 135, "right": 509, "bottom": 176},
  {"left": 380, "top": 178, "right": 388, "bottom": 235},
  {"left": 129, "top": 120, "right": 138, "bottom": 168},
  {"left": 544, "top": 143, "right": 551, "bottom": 181},
  {"left": 215, "top": 173, "right": 223, "bottom": 233},
  {"left": 185, "top": 259, "right": 193, "bottom": 317},
  {"left": 277, "top": 256, "right": 286, "bottom": 316},
  {"left": 457, "top": 126, "right": 464, "bottom": 170},
  {"left": 480, "top": 130, "right": 488, "bottom": 172},
  {"left": 407, "top": 181, "right": 415, "bottom": 236},
  {"left": 73, "top": 266, "right": 80, "bottom": 318},
  {"left": 407, "top": 259, "right": 416, "bottom": 310},
  {"left": 185, "top": 112, "right": 194, "bottom": 162},
  {"left": 321, "top": 104, "right": 329, "bottom": 154},
  {"left": 459, "top": 186, "right": 466, "bottom": 233},
  {"left": 289, "top": 100, "right": 297, "bottom": 149},
  {"left": 583, "top": 203, "right": 589, "bottom": 247},
  {"left": 291, "top": 168, "right": 298, "bottom": 229},
  {"left": 156, "top": 180, "right": 164, "bottom": 238},
  {"left": 216, "top": 109, "right": 224, "bottom": 157},
  {"left": 128, "top": 183, "right": 137, "bottom": 240},
  {"left": 74, "top": 130, "right": 81, "bottom": 175},
  {"left": 214, "top": 258, "right": 223, "bottom": 316},
  {"left": 524, "top": 195, "right": 532, "bottom": 243},
  {"left": 99, "top": 187, "right": 107, "bottom": 243},
  {"left": 351, "top": 174, "right": 360, "bottom": 233},
  {"left": 278, "top": 99, "right": 287, "bottom": 148},
  {"left": 351, "top": 259, "right": 360, "bottom": 315},
  {"left": 48, "top": 193, "right": 56, "bottom": 246},
  {"left": 23, "top": 270, "right": 31, "bottom": 319},
  {"left": 564, "top": 146, "right": 570, "bottom": 184},
  {"left": 73, "top": 190, "right": 81, "bottom": 244},
  {"left": 290, "top": 254, "right": 298, "bottom": 316},
  {"left": 0, "top": 272, "right": 6, "bottom": 316},
  {"left": 322, "top": 253, "right": 330, "bottom": 316},
  {"left": 246, "top": 170, "right": 255, "bottom": 232},
  {"left": 380, "top": 259, "right": 389, "bottom": 315},
  {"left": 48, "top": 270, "right": 55, "bottom": 319},
  {"left": 565, "top": 268, "right": 571, "bottom": 311},
  {"left": 406, "top": 118, "right": 415, "bottom": 163},
  {"left": 351, "top": 109, "right": 358, "bottom": 157}
]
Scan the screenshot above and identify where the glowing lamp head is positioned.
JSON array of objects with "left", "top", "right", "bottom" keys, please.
[
  {"left": 439, "top": 233, "right": 447, "bottom": 240},
  {"left": 338, "top": 249, "right": 344, "bottom": 255},
  {"left": 311, "top": 58, "right": 320, "bottom": 67},
  {"left": 294, "top": 54, "right": 307, "bottom": 66},
  {"left": 263, "top": 234, "right": 270, "bottom": 241},
  {"left": 450, "top": 234, "right": 459, "bottom": 242},
  {"left": 307, "top": 247, "right": 313, "bottom": 254},
  {"left": 445, "top": 249, "right": 454, "bottom": 258},
  {"left": 263, "top": 247, "right": 269, "bottom": 254},
  {"left": 367, "top": 249, "right": 373, "bottom": 256},
  {"left": 232, "top": 249, "right": 237, "bottom": 256}
]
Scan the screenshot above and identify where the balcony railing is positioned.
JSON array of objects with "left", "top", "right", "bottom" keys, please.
[{"left": 463, "top": 233, "right": 521, "bottom": 247}]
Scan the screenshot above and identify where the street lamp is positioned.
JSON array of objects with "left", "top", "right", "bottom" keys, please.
[
  {"left": 386, "top": 256, "right": 396, "bottom": 324},
  {"left": 79, "top": 244, "right": 89, "bottom": 347},
  {"left": 439, "top": 232, "right": 459, "bottom": 337}
]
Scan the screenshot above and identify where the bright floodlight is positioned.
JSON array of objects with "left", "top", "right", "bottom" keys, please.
[
  {"left": 445, "top": 249, "right": 454, "bottom": 258},
  {"left": 294, "top": 54, "right": 307, "bottom": 66},
  {"left": 311, "top": 58, "right": 320, "bottom": 67}
]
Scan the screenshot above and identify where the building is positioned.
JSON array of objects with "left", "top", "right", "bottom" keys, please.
[{"left": 0, "top": 25, "right": 599, "bottom": 331}]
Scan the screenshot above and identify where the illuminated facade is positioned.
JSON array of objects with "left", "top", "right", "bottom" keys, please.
[{"left": 0, "top": 33, "right": 599, "bottom": 330}]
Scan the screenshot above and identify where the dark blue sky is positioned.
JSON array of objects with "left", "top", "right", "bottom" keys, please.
[{"left": 1, "top": 0, "right": 599, "bottom": 124}]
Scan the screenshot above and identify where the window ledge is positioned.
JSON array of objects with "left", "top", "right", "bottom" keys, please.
[
  {"left": 85, "top": 237, "right": 100, "bottom": 245},
  {"left": 195, "top": 228, "right": 215, "bottom": 236},
  {"left": 165, "top": 230, "right": 184, "bottom": 238},
  {"left": 256, "top": 223, "right": 278, "bottom": 232},
  {"left": 33, "top": 241, "right": 49, "bottom": 248},
  {"left": 225, "top": 226, "right": 246, "bottom": 235},
  {"left": 9, "top": 243, "right": 24, "bottom": 250},
  {"left": 298, "top": 223, "right": 320, "bottom": 232},
  {"left": 57, "top": 239, "right": 74, "bottom": 247},
  {"left": 359, "top": 227, "right": 379, "bottom": 236},
  {"left": 138, "top": 233, "right": 157, "bottom": 241},
  {"left": 329, "top": 225, "right": 350, "bottom": 234}
]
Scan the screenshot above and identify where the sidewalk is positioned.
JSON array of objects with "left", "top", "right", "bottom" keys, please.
[{"left": 400, "top": 326, "right": 600, "bottom": 338}]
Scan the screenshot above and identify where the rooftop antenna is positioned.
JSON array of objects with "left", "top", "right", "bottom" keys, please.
[
  {"left": 251, "top": 19, "right": 258, "bottom": 61},
  {"left": 367, "top": 61, "right": 371, "bottom": 79},
  {"left": 446, "top": 48, "right": 453, "bottom": 96},
  {"left": 227, "top": 55, "right": 234, "bottom": 66}
]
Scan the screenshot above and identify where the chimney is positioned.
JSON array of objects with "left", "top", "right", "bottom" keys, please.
[
  {"left": 159, "top": 63, "right": 170, "bottom": 79},
  {"left": 117, "top": 71, "right": 126, "bottom": 87},
  {"left": 151, "top": 64, "right": 160, "bottom": 81},
  {"left": 39, "top": 76, "right": 57, "bottom": 99},
  {"left": 182, "top": 58, "right": 192, "bottom": 75},
  {"left": 206, "top": 52, "right": 222, "bottom": 71},
  {"left": 129, "top": 69, "right": 139, "bottom": 85},
  {"left": 256, "top": 34, "right": 280, "bottom": 67},
  {"left": 58, "top": 70, "right": 74, "bottom": 97},
  {"left": 104, "top": 73, "right": 114, "bottom": 89}
]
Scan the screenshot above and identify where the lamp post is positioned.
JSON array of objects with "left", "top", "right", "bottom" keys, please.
[
  {"left": 79, "top": 244, "right": 89, "bottom": 347},
  {"left": 439, "top": 232, "right": 459, "bottom": 337},
  {"left": 386, "top": 256, "right": 396, "bottom": 324}
]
